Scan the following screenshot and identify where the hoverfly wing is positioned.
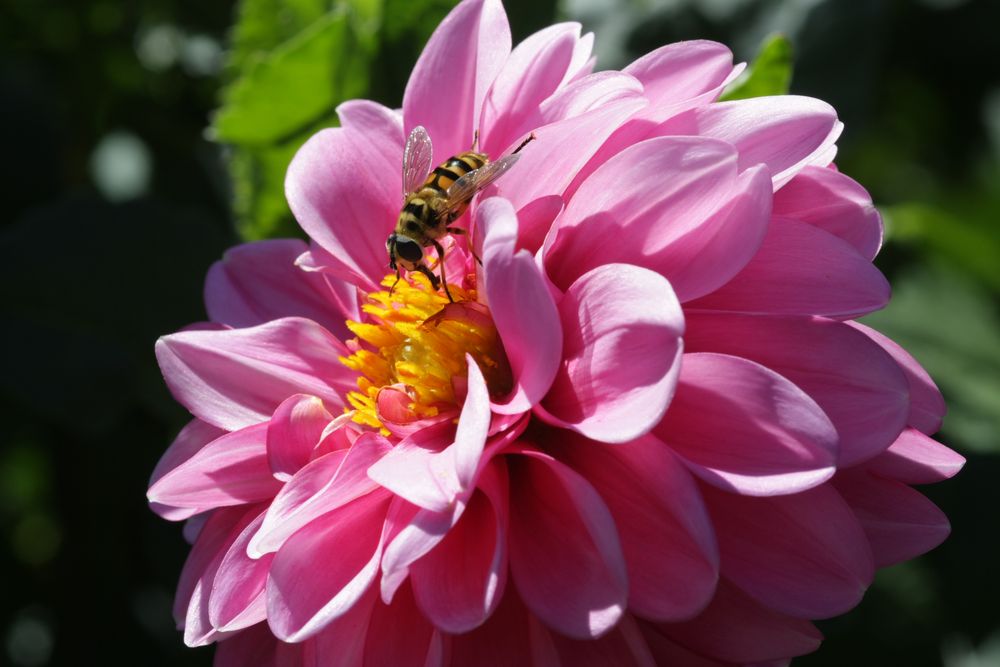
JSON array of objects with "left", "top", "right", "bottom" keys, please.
[
  {"left": 402, "top": 126, "right": 434, "bottom": 196},
  {"left": 441, "top": 153, "right": 522, "bottom": 213}
]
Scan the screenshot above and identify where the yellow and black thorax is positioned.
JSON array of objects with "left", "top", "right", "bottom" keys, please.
[{"left": 398, "top": 151, "right": 488, "bottom": 238}]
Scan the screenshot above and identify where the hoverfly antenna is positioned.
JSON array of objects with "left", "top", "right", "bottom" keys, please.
[{"left": 512, "top": 132, "right": 535, "bottom": 155}]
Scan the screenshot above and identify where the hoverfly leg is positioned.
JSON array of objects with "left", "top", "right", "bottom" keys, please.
[
  {"left": 471, "top": 129, "right": 480, "bottom": 152},
  {"left": 446, "top": 226, "right": 482, "bottom": 266},
  {"left": 512, "top": 132, "right": 536, "bottom": 155},
  {"left": 431, "top": 239, "right": 454, "bottom": 303},
  {"left": 389, "top": 269, "right": 402, "bottom": 296}
]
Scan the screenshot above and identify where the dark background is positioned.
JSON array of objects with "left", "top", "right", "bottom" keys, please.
[{"left": 2, "top": 0, "right": 997, "bottom": 664}]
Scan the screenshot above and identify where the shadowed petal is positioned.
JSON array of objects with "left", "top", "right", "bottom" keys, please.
[
  {"left": 684, "top": 314, "right": 909, "bottom": 466},
  {"left": 833, "top": 468, "right": 952, "bottom": 567},
  {"left": 687, "top": 219, "right": 890, "bottom": 319},
  {"left": 655, "top": 96, "right": 842, "bottom": 188},
  {"left": 649, "top": 579, "right": 822, "bottom": 664},
  {"left": 849, "top": 322, "right": 946, "bottom": 434},
  {"left": 544, "top": 136, "right": 772, "bottom": 301},
  {"left": 148, "top": 423, "right": 280, "bottom": 510},
  {"left": 553, "top": 433, "right": 719, "bottom": 622},
  {"left": 150, "top": 420, "right": 225, "bottom": 520},
  {"left": 864, "top": 428, "right": 965, "bottom": 484},
  {"left": 702, "top": 483, "right": 874, "bottom": 619},
  {"left": 209, "top": 511, "right": 271, "bottom": 632},
  {"left": 656, "top": 353, "right": 837, "bottom": 496},
  {"left": 205, "top": 239, "right": 357, "bottom": 339}
]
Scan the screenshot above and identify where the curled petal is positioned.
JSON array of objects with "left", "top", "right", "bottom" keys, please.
[
  {"left": 149, "top": 420, "right": 225, "bottom": 521},
  {"left": 478, "top": 198, "right": 562, "bottom": 414},
  {"left": 266, "top": 394, "right": 334, "bottom": 481},
  {"left": 209, "top": 511, "right": 271, "bottom": 632},
  {"left": 537, "top": 264, "right": 684, "bottom": 444}
]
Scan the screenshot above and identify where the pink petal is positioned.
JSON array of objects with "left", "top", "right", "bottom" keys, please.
[
  {"left": 536, "top": 71, "right": 644, "bottom": 126},
  {"left": 403, "top": 0, "right": 510, "bottom": 164},
  {"left": 491, "top": 96, "right": 645, "bottom": 212},
  {"left": 447, "top": 585, "right": 536, "bottom": 667},
  {"left": 249, "top": 433, "right": 391, "bottom": 558},
  {"left": 639, "top": 626, "right": 734, "bottom": 667},
  {"left": 176, "top": 505, "right": 262, "bottom": 646},
  {"left": 480, "top": 23, "right": 583, "bottom": 156},
  {"left": 367, "top": 419, "right": 457, "bottom": 513},
  {"left": 656, "top": 353, "right": 837, "bottom": 496},
  {"left": 545, "top": 615, "right": 657, "bottom": 667},
  {"left": 363, "top": 582, "right": 441, "bottom": 667},
  {"left": 625, "top": 40, "right": 736, "bottom": 121},
  {"left": 209, "top": 511, "right": 271, "bottom": 632},
  {"left": 833, "top": 468, "right": 952, "bottom": 567},
  {"left": 204, "top": 239, "right": 358, "bottom": 339},
  {"left": 772, "top": 166, "right": 882, "bottom": 260},
  {"left": 684, "top": 314, "right": 909, "bottom": 467},
  {"left": 655, "top": 95, "right": 842, "bottom": 187},
  {"left": 507, "top": 447, "right": 628, "bottom": 639},
  {"left": 537, "top": 264, "right": 684, "bottom": 444},
  {"left": 849, "top": 322, "right": 946, "bottom": 434},
  {"left": 266, "top": 394, "right": 334, "bottom": 481},
  {"left": 213, "top": 623, "right": 303, "bottom": 667},
  {"left": 652, "top": 579, "right": 823, "bottom": 663},
  {"left": 552, "top": 432, "right": 719, "bottom": 622},
  {"left": 702, "top": 483, "right": 874, "bottom": 619},
  {"left": 478, "top": 198, "right": 562, "bottom": 414},
  {"left": 368, "top": 357, "right": 490, "bottom": 512},
  {"left": 543, "top": 136, "right": 772, "bottom": 302},
  {"left": 300, "top": 586, "right": 377, "bottom": 667},
  {"left": 335, "top": 99, "right": 404, "bottom": 166},
  {"left": 148, "top": 423, "right": 281, "bottom": 509},
  {"left": 156, "top": 317, "right": 355, "bottom": 431},
  {"left": 410, "top": 486, "right": 508, "bottom": 633},
  {"left": 150, "top": 419, "right": 225, "bottom": 521},
  {"left": 515, "top": 194, "right": 563, "bottom": 254},
  {"left": 266, "top": 491, "right": 391, "bottom": 642},
  {"left": 864, "top": 428, "right": 965, "bottom": 484},
  {"left": 382, "top": 458, "right": 508, "bottom": 602},
  {"left": 686, "top": 218, "right": 890, "bottom": 319},
  {"left": 285, "top": 126, "right": 401, "bottom": 292}
]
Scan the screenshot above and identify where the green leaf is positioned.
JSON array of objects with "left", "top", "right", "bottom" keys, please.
[
  {"left": 862, "top": 265, "right": 1000, "bottom": 453},
  {"left": 214, "top": 0, "right": 384, "bottom": 239},
  {"left": 214, "top": 9, "right": 369, "bottom": 145},
  {"left": 720, "top": 34, "right": 794, "bottom": 101}
]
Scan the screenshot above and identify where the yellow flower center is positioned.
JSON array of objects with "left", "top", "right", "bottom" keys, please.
[{"left": 340, "top": 273, "right": 512, "bottom": 433}]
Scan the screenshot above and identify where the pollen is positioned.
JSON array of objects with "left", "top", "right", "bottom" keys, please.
[{"left": 340, "top": 273, "right": 512, "bottom": 433}]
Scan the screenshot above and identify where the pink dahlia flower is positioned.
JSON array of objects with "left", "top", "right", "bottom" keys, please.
[{"left": 149, "top": 0, "right": 964, "bottom": 664}]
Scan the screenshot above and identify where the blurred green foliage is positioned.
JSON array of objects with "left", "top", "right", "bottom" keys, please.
[{"left": 1, "top": 0, "right": 998, "bottom": 665}]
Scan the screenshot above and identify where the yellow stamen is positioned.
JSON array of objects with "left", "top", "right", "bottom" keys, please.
[{"left": 340, "top": 273, "right": 512, "bottom": 434}]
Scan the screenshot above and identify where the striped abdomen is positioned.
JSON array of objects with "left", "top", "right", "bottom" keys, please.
[{"left": 422, "top": 151, "right": 488, "bottom": 194}]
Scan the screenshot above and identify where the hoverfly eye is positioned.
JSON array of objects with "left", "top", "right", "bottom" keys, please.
[{"left": 395, "top": 238, "right": 424, "bottom": 262}]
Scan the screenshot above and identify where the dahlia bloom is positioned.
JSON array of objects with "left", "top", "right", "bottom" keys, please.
[{"left": 149, "top": 1, "right": 964, "bottom": 664}]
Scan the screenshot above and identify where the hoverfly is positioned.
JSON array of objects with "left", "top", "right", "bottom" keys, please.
[{"left": 387, "top": 126, "right": 534, "bottom": 302}]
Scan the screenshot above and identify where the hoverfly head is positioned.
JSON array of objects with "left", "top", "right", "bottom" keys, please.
[{"left": 392, "top": 234, "right": 424, "bottom": 271}]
